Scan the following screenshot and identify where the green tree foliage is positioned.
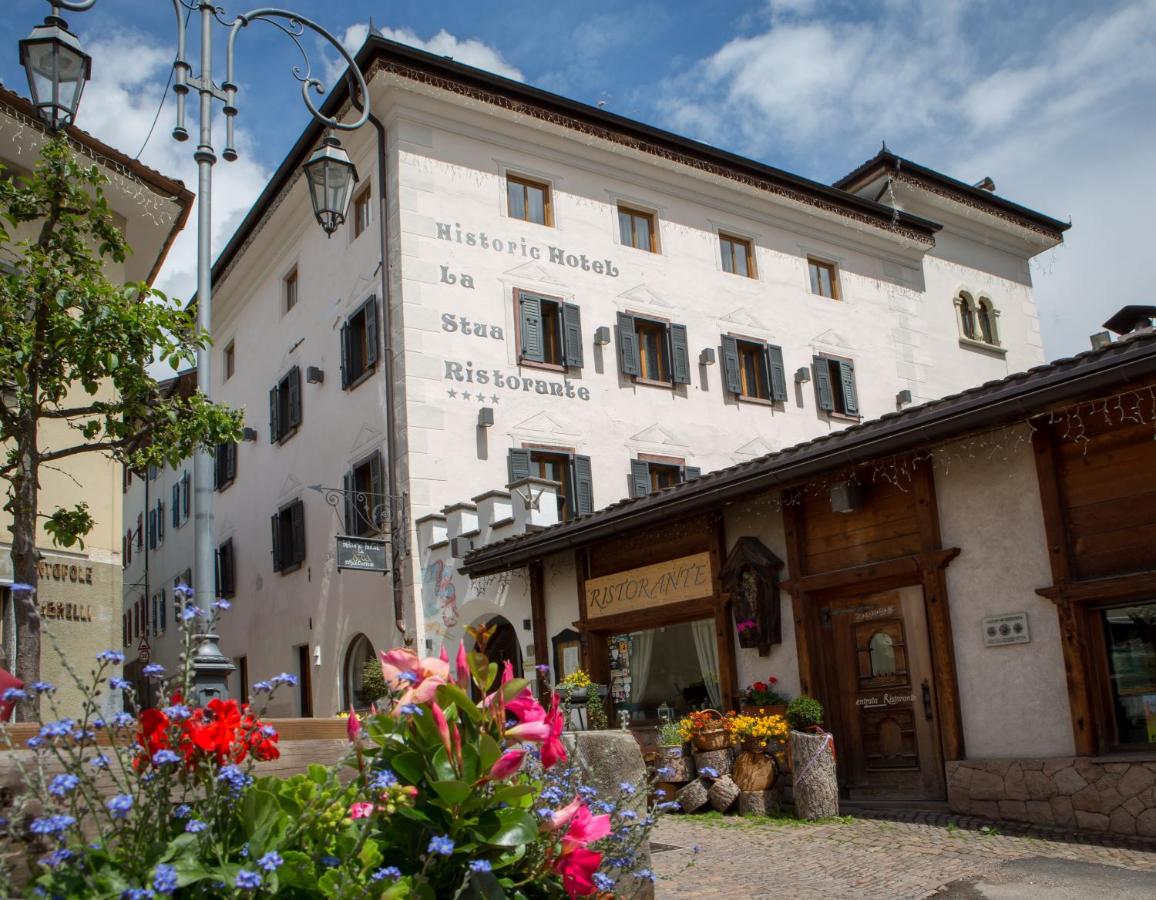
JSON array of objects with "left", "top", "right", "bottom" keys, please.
[{"left": 0, "top": 136, "right": 241, "bottom": 712}]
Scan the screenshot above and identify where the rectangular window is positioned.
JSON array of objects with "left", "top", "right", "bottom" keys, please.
[
  {"left": 237, "top": 655, "right": 249, "bottom": 704},
  {"left": 813, "top": 355, "right": 860, "bottom": 417},
  {"left": 215, "top": 442, "right": 237, "bottom": 491},
  {"left": 629, "top": 458, "right": 702, "bottom": 498},
  {"left": 156, "top": 500, "right": 164, "bottom": 544},
  {"left": 506, "top": 174, "right": 552, "bottom": 226},
  {"left": 615, "top": 312, "right": 690, "bottom": 385},
  {"left": 296, "top": 644, "right": 314, "bottom": 717},
  {"left": 269, "top": 366, "right": 302, "bottom": 444},
  {"left": 808, "top": 257, "right": 839, "bottom": 299},
  {"left": 125, "top": 531, "right": 132, "bottom": 566},
  {"left": 720, "top": 234, "right": 755, "bottom": 278},
  {"left": 136, "top": 514, "right": 143, "bottom": 550},
  {"left": 284, "top": 267, "right": 298, "bottom": 314},
  {"left": 721, "top": 336, "right": 787, "bottom": 402},
  {"left": 158, "top": 588, "right": 166, "bottom": 634},
  {"left": 181, "top": 471, "right": 190, "bottom": 523},
  {"left": 507, "top": 448, "right": 593, "bottom": 522},
  {"left": 148, "top": 509, "right": 157, "bottom": 550},
  {"left": 1101, "top": 602, "right": 1156, "bottom": 749},
  {"left": 172, "top": 483, "right": 180, "bottom": 528},
  {"left": 340, "top": 296, "right": 379, "bottom": 389},
  {"left": 344, "top": 451, "right": 385, "bottom": 536},
  {"left": 271, "top": 499, "right": 306, "bottom": 573},
  {"left": 517, "top": 290, "right": 582, "bottom": 369},
  {"left": 617, "top": 204, "right": 657, "bottom": 252},
  {"left": 353, "top": 183, "right": 372, "bottom": 238},
  {"left": 224, "top": 341, "right": 235, "bottom": 381},
  {"left": 217, "top": 538, "right": 236, "bottom": 598}
]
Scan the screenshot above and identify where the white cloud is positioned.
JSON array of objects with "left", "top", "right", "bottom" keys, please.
[
  {"left": 78, "top": 29, "right": 270, "bottom": 305},
  {"left": 333, "top": 23, "right": 523, "bottom": 83},
  {"left": 656, "top": 1, "right": 1156, "bottom": 358}
]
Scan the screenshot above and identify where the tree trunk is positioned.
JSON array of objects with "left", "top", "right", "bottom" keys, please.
[
  {"left": 10, "top": 432, "right": 41, "bottom": 721},
  {"left": 790, "top": 729, "right": 838, "bottom": 820}
]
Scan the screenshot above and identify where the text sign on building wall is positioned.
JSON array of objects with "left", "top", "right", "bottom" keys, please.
[
  {"left": 983, "top": 612, "right": 1030, "bottom": 646},
  {"left": 336, "top": 536, "right": 388, "bottom": 573},
  {"left": 585, "top": 552, "right": 713, "bottom": 620}
]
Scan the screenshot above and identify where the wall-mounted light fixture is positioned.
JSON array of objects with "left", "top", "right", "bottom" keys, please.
[
  {"left": 242, "top": 427, "right": 259, "bottom": 442},
  {"left": 699, "top": 348, "right": 716, "bottom": 366},
  {"left": 306, "top": 366, "right": 324, "bottom": 384},
  {"left": 477, "top": 407, "right": 494, "bottom": 428},
  {"left": 794, "top": 367, "right": 811, "bottom": 383},
  {"left": 594, "top": 326, "right": 611, "bottom": 345}
]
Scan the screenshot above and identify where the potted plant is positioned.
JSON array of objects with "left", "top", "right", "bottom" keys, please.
[
  {"left": 726, "top": 712, "right": 788, "bottom": 754},
  {"left": 654, "top": 720, "right": 694, "bottom": 782},
  {"left": 678, "top": 709, "right": 732, "bottom": 752},
  {"left": 740, "top": 676, "right": 789, "bottom": 717}
]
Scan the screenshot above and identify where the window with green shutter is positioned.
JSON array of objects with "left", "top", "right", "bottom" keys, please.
[
  {"left": 270, "top": 367, "right": 302, "bottom": 444},
  {"left": 507, "top": 448, "right": 593, "bottom": 521},
  {"left": 340, "top": 296, "right": 379, "bottom": 389},
  {"left": 629, "top": 458, "right": 699, "bottom": 498},
  {"left": 722, "top": 336, "right": 788, "bottom": 403},
  {"left": 615, "top": 314, "right": 690, "bottom": 386},
  {"left": 345, "top": 451, "right": 385, "bottom": 536},
  {"left": 813, "top": 356, "right": 859, "bottom": 417},
  {"left": 517, "top": 290, "right": 583, "bottom": 369}
]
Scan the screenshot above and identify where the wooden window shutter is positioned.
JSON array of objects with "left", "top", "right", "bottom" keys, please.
[
  {"left": 670, "top": 323, "right": 691, "bottom": 384},
  {"left": 683, "top": 466, "right": 701, "bottom": 480},
  {"left": 148, "top": 509, "right": 156, "bottom": 549},
  {"left": 573, "top": 455, "right": 594, "bottom": 515},
  {"left": 339, "top": 319, "right": 351, "bottom": 389},
  {"left": 271, "top": 513, "right": 282, "bottom": 572},
  {"left": 225, "top": 442, "right": 237, "bottom": 482},
  {"left": 370, "top": 452, "right": 385, "bottom": 529},
  {"left": 290, "top": 499, "right": 306, "bottom": 565},
  {"left": 616, "top": 312, "right": 640, "bottom": 377},
  {"left": 507, "top": 448, "right": 532, "bottom": 484},
  {"left": 629, "top": 459, "right": 651, "bottom": 498},
  {"left": 562, "top": 302, "right": 584, "bottom": 368},
  {"left": 364, "top": 296, "right": 379, "bottom": 368},
  {"left": 172, "top": 484, "right": 180, "bottom": 526},
  {"left": 343, "top": 469, "right": 355, "bottom": 533},
  {"left": 813, "top": 356, "right": 834, "bottom": 411},
  {"left": 159, "top": 588, "right": 167, "bottom": 632},
  {"left": 721, "top": 335, "right": 742, "bottom": 394},
  {"left": 157, "top": 501, "right": 164, "bottom": 541},
  {"left": 839, "top": 360, "right": 859, "bottom": 415},
  {"left": 519, "top": 293, "right": 545, "bottom": 363},
  {"left": 269, "top": 385, "right": 280, "bottom": 442},
  {"left": 182, "top": 471, "right": 190, "bottom": 521},
  {"left": 287, "top": 367, "right": 302, "bottom": 430},
  {"left": 768, "top": 344, "right": 788, "bottom": 402}
]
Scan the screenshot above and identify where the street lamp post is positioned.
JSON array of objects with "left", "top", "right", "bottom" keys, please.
[{"left": 21, "top": 0, "right": 371, "bottom": 704}]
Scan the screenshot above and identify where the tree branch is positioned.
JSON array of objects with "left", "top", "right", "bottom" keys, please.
[
  {"left": 38, "top": 435, "right": 137, "bottom": 465},
  {"left": 39, "top": 404, "right": 106, "bottom": 419}
]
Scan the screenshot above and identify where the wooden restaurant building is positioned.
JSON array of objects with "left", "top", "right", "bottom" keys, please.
[{"left": 458, "top": 318, "right": 1156, "bottom": 835}]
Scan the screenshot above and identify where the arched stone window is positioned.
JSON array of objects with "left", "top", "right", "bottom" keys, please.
[
  {"left": 977, "top": 298, "right": 998, "bottom": 345},
  {"left": 957, "top": 291, "right": 977, "bottom": 340},
  {"left": 343, "top": 633, "right": 376, "bottom": 710}
]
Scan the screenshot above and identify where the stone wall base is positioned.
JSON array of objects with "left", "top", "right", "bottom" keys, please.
[{"left": 947, "top": 757, "right": 1156, "bottom": 838}]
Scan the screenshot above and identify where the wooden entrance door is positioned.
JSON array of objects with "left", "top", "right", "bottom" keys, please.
[{"left": 818, "top": 587, "right": 945, "bottom": 800}]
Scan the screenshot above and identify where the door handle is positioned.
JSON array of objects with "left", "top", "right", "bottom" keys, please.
[{"left": 922, "top": 679, "right": 933, "bottom": 721}]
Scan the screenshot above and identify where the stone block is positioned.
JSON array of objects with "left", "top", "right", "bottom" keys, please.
[
  {"left": 947, "top": 785, "right": 971, "bottom": 813},
  {"left": 1052, "top": 766, "right": 1087, "bottom": 796},
  {"left": 970, "top": 800, "right": 1000, "bottom": 821},
  {"left": 1123, "top": 796, "right": 1146, "bottom": 817},
  {"left": 1109, "top": 807, "right": 1137, "bottom": 835},
  {"left": 1072, "top": 786, "right": 1102, "bottom": 814},
  {"left": 676, "top": 779, "right": 709, "bottom": 813},
  {"left": 739, "top": 790, "right": 777, "bottom": 816},
  {"left": 1137, "top": 808, "right": 1156, "bottom": 839},
  {"left": 1024, "top": 770, "right": 1057, "bottom": 800},
  {"left": 1043, "top": 758, "right": 1074, "bottom": 777},
  {"left": 977, "top": 760, "right": 1012, "bottom": 775},
  {"left": 969, "top": 769, "right": 1006, "bottom": 801},
  {"left": 1003, "top": 765, "right": 1029, "bottom": 801},
  {"left": 1051, "top": 796, "right": 1076, "bottom": 827},
  {"left": 1074, "top": 758, "right": 1100, "bottom": 782},
  {"left": 1118, "top": 765, "right": 1156, "bottom": 799},
  {"left": 998, "top": 800, "right": 1027, "bottom": 822},
  {"left": 1099, "top": 787, "right": 1124, "bottom": 813},
  {"left": 1020, "top": 759, "right": 1045, "bottom": 771},
  {"left": 948, "top": 763, "right": 973, "bottom": 788},
  {"left": 693, "top": 748, "right": 734, "bottom": 778},
  {"left": 708, "top": 775, "right": 741, "bottom": 812},
  {"left": 1074, "top": 810, "right": 1109, "bottom": 832},
  {"left": 1104, "top": 763, "right": 1131, "bottom": 775},
  {"left": 1024, "top": 800, "right": 1055, "bottom": 826}
]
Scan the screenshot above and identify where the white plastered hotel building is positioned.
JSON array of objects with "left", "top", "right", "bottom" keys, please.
[{"left": 128, "top": 36, "right": 1067, "bottom": 716}]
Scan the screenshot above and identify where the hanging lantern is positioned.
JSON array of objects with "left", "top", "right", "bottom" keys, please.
[
  {"left": 20, "top": 15, "right": 92, "bottom": 130},
  {"left": 303, "top": 133, "right": 358, "bottom": 237}
]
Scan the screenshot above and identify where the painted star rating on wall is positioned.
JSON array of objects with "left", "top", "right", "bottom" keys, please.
[{"left": 445, "top": 388, "right": 500, "bottom": 404}]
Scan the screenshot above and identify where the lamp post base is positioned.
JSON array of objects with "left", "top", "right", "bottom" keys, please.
[{"left": 191, "top": 634, "right": 235, "bottom": 706}]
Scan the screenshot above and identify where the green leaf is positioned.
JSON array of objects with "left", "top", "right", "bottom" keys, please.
[
  {"left": 465, "top": 870, "right": 510, "bottom": 899},
  {"left": 239, "top": 787, "right": 287, "bottom": 856},
  {"left": 475, "top": 808, "right": 538, "bottom": 847},
  {"left": 392, "top": 750, "right": 426, "bottom": 785},
  {"left": 437, "top": 683, "right": 482, "bottom": 723},
  {"left": 430, "top": 779, "right": 472, "bottom": 806},
  {"left": 489, "top": 784, "right": 533, "bottom": 807},
  {"left": 432, "top": 746, "right": 457, "bottom": 782},
  {"left": 502, "top": 678, "right": 530, "bottom": 701},
  {"left": 469, "top": 652, "right": 498, "bottom": 692}
]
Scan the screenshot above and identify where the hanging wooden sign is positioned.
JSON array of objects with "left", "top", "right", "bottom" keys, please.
[
  {"left": 336, "top": 536, "right": 388, "bottom": 573},
  {"left": 584, "top": 552, "right": 713, "bottom": 619}
]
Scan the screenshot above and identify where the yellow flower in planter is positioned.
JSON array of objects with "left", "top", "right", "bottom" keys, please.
[{"left": 726, "top": 713, "right": 788, "bottom": 749}]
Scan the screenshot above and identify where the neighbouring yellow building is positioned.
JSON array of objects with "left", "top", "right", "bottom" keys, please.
[{"left": 0, "top": 86, "right": 192, "bottom": 716}]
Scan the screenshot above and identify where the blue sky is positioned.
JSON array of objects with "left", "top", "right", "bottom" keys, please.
[{"left": 2, "top": 1, "right": 1154, "bottom": 359}]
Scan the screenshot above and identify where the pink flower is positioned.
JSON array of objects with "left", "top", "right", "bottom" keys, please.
[
  {"left": 505, "top": 719, "right": 552, "bottom": 742},
  {"left": 346, "top": 707, "right": 361, "bottom": 742},
  {"left": 545, "top": 797, "right": 583, "bottom": 832},
  {"left": 439, "top": 644, "right": 449, "bottom": 663},
  {"left": 349, "top": 801, "right": 375, "bottom": 819},
  {"left": 501, "top": 660, "right": 513, "bottom": 685},
  {"left": 455, "top": 640, "right": 469, "bottom": 690},
  {"left": 553, "top": 846, "right": 602, "bottom": 898},
  {"left": 507, "top": 687, "right": 546, "bottom": 724},
  {"left": 431, "top": 702, "right": 452, "bottom": 757},
  {"left": 490, "top": 748, "right": 526, "bottom": 780},
  {"left": 540, "top": 694, "right": 567, "bottom": 770},
  {"left": 562, "top": 804, "right": 611, "bottom": 853},
  {"left": 379, "top": 648, "right": 450, "bottom": 711}
]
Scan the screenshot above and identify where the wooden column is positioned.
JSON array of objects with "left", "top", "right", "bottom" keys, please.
[
  {"left": 782, "top": 493, "right": 818, "bottom": 697},
  {"left": 712, "top": 512, "right": 738, "bottom": 711}
]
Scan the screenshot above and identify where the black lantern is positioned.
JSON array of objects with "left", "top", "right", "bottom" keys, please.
[
  {"left": 303, "top": 134, "right": 358, "bottom": 237},
  {"left": 20, "top": 15, "right": 92, "bottom": 130}
]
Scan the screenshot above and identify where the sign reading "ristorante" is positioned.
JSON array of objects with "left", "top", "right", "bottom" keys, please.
[{"left": 585, "top": 552, "right": 713, "bottom": 619}]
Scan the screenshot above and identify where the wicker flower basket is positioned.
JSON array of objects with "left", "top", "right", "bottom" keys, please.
[{"left": 690, "top": 709, "right": 730, "bottom": 751}]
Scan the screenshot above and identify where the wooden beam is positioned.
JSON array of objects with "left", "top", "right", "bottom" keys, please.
[
  {"left": 1037, "top": 569, "right": 1156, "bottom": 605},
  {"left": 782, "top": 493, "right": 818, "bottom": 697},
  {"left": 528, "top": 560, "right": 548, "bottom": 695},
  {"left": 713, "top": 512, "right": 738, "bottom": 712}
]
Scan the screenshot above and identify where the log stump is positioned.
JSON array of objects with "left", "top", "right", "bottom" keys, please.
[
  {"left": 676, "top": 779, "right": 709, "bottom": 813},
  {"left": 733, "top": 751, "right": 776, "bottom": 792},
  {"left": 655, "top": 745, "right": 695, "bottom": 782},
  {"left": 790, "top": 730, "right": 838, "bottom": 820},
  {"left": 708, "top": 775, "right": 741, "bottom": 812},
  {"left": 739, "top": 790, "right": 777, "bottom": 816},
  {"left": 692, "top": 747, "right": 733, "bottom": 778}
]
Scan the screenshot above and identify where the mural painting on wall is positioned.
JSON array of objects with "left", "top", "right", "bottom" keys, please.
[{"left": 422, "top": 560, "right": 459, "bottom": 641}]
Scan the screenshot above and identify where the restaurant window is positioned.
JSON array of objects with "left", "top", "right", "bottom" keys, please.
[
  {"left": 720, "top": 233, "right": 755, "bottom": 278},
  {"left": 617, "top": 204, "right": 657, "bottom": 253},
  {"left": 269, "top": 366, "right": 302, "bottom": 444},
  {"left": 271, "top": 499, "right": 306, "bottom": 574},
  {"left": 506, "top": 173, "right": 552, "bottom": 227},
  {"left": 1100, "top": 602, "right": 1156, "bottom": 749},
  {"left": 340, "top": 296, "right": 379, "bottom": 389},
  {"left": 283, "top": 266, "right": 298, "bottom": 314},
  {"left": 344, "top": 451, "right": 385, "bottom": 536},
  {"left": 629, "top": 458, "right": 701, "bottom": 498},
  {"left": 517, "top": 290, "right": 582, "bottom": 369},
  {"left": 615, "top": 312, "right": 690, "bottom": 386},
  {"left": 609, "top": 620, "right": 720, "bottom": 720},
  {"left": 507, "top": 448, "right": 593, "bottom": 522},
  {"left": 807, "top": 257, "right": 839, "bottom": 299},
  {"left": 352, "top": 182, "right": 372, "bottom": 238},
  {"left": 215, "top": 442, "right": 237, "bottom": 491},
  {"left": 223, "top": 340, "right": 235, "bottom": 381},
  {"left": 813, "top": 355, "right": 860, "bottom": 417},
  {"left": 721, "top": 336, "right": 787, "bottom": 403}
]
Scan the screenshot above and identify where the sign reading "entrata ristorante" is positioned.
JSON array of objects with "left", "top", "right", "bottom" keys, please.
[{"left": 585, "top": 552, "right": 713, "bottom": 620}]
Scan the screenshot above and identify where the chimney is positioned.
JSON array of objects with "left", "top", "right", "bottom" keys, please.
[
  {"left": 973, "top": 176, "right": 996, "bottom": 192},
  {"left": 1102, "top": 305, "right": 1156, "bottom": 338}
]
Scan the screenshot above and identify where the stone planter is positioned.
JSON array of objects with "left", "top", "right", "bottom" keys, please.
[{"left": 790, "top": 729, "right": 838, "bottom": 820}]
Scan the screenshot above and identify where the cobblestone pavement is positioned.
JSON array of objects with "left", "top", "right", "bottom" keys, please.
[{"left": 650, "top": 813, "right": 1156, "bottom": 899}]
